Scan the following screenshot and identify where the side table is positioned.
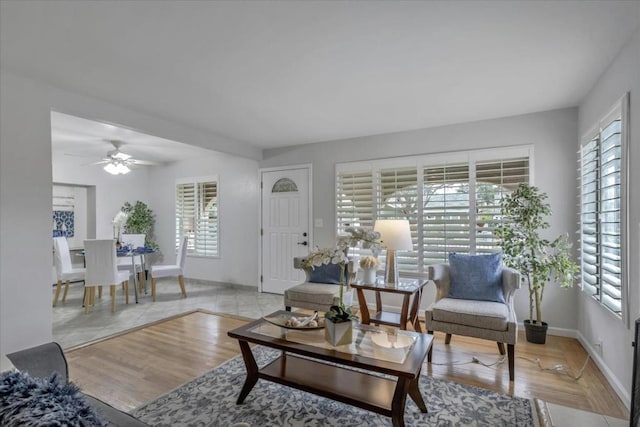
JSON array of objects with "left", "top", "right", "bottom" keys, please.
[{"left": 351, "top": 279, "right": 428, "bottom": 332}]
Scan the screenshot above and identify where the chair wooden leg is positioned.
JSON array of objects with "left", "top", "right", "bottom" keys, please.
[
  {"left": 178, "top": 275, "right": 187, "bottom": 298},
  {"left": 152, "top": 278, "right": 157, "bottom": 302},
  {"left": 89, "top": 287, "right": 95, "bottom": 306},
  {"left": 110, "top": 285, "right": 116, "bottom": 313},
  {"left": 124, "top": 281, "right": 129, "bottom": 305},
  {"left": 138, "top": 272, "right": 146, "bottom": 292},
  {"left": 497, "top": 342, "right": 506, "bottom": 355},
  {"left": 62, "top": 280, "right": 70, "bottom": 303},
  {"left": 83, "top": 288, "right": 90, "bottom": 314},
  {"left": 507, "top": 344, "right": 515, "bottom": 381},
  {"left": 427, "top": 330, "right": 433, "bottom": 362},
  {"left": 444, "top": 333, "right": 452, "bottom": 345},
  {"left": 53, "top": 280, "right": 63, "bottom": 307}
]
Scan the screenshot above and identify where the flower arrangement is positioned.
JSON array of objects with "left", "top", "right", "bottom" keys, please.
[
  {"left": 359, "top": 255, "right": 379, "bottom": 269},
  {"left": 342, "top": 226, "right": 382, "bottom": 254},
  {"left": 112, "top": 210, "right": 128, "bottom": 240},
  {"left": 303, "top": 227, "right": 381, "bottom": 324}
]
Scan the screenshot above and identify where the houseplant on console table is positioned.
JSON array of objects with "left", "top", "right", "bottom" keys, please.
[{"left": 495, "top": 183, "right": 579, "bottom": 344}]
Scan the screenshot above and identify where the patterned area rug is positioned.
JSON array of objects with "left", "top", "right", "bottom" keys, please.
[{"left": 133, "top": 346, "right": 538, "bottom": 426}]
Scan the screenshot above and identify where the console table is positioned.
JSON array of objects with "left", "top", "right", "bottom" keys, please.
[{"left": 351, "top": 279, "right": 428, "bottom": 332}]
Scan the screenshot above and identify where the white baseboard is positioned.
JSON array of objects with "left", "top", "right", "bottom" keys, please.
[{"left": 576, "top": 331, "right": 631, "bottom": 410}]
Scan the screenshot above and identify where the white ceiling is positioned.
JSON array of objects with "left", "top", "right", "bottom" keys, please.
[
  {"left": 51, "top": 112, "right": 214, "bottom": 164},
  {"left": 2, "top": 1, "right": 639, "bottom": 151}
]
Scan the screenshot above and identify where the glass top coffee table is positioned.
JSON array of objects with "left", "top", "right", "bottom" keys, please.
[{"left": 227, "top": 310, "right": 433, "bottom": 427}]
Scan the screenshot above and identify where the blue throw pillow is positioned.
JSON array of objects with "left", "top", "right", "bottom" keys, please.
[
  {"left": 309, "top": 263, "right": 345, "bottom": 284},
  {"left": 448, "top": 252, "right": 505, "bottom": 303}
]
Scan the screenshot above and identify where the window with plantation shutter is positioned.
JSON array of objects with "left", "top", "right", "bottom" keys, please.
[
  {"left": 176, "top": 176, "right": 219, "bottom": 257},
  {"left": 579, "top": 94, "right": 628, "bottom": 319},
  {"left": 378, "top": 167, "right": 419, "bottom": 273},
  {"left": 336, "top": 146, "right": 532, "bottom": 277},
  {"left": 423, "top": 164, "right": 470, "bottom": 265}
]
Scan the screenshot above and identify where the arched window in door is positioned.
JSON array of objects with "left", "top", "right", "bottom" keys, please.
[{"left": 272, "top": 178, "right": 298, "bottom": 193}]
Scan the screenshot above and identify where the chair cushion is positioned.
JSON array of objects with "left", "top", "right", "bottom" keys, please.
[
  {"left": 309, "top": 263, "right": 345, "bottom": 285},
  {"left": 431, "top": 297, "right": 509, "bottom": 331},
  {"left": 284, "top": 282, "right": 341, "bottom": 306},
  {"left": 150, "top": 264, "right": 182, "bottom": 278},
  {"left": 448, "top": 252, "right": 504, "bottom": 303}
]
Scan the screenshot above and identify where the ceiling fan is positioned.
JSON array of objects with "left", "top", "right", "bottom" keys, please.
[{"left": 92, "top": 140, "right": 159, "bottom": 175}]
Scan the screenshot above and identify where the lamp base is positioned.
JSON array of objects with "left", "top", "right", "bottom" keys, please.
[{"left": 384, "top": 249, "right": 399, "bottom": 285}]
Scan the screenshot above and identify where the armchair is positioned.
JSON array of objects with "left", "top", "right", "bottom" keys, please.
[
  {"left": 284, "top": 257, "right": 357, "bottom": 313},
  {"left": 425, "top": 260, "right": 521, "bottom": 381}
]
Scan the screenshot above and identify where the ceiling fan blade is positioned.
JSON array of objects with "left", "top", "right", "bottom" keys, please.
[{"left": 129, "top": 159, "right": 161, "bottom": 166}]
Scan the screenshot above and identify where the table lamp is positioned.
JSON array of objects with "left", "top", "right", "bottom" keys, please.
[{"left": 374, "top": 219, "right": 413, "bottom": 285}]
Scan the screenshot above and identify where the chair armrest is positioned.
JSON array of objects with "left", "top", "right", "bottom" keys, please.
[
  {"left": 6, "top": 342, "right": 69, "bottom": 382},
  {"left": 428, "top": 264, "right": 451, "bottom": 301},
  {"left": 502, "top": 267, "right": 521, "bottom": 306}
]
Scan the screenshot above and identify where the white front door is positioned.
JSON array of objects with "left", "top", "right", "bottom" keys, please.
[{"left": 261, "top": 167, "right": 311, "bottom": 294}]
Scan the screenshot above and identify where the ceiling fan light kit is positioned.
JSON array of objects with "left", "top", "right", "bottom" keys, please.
[{"left": 103, "top": 161, "right": 131, "bottom": 175}]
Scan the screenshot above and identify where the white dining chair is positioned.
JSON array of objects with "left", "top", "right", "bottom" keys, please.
[
  {"left": 118, "top": 233, "right": 147, "bottom": 291},
  {"left": 150, "top": 236, "right": 188, "bottom": 302},
  {"left": 83, "top": 239, "right": 130, "bottom": 314},
  {"left": 52, "top": 237, "right": 86, "bottom": 307}
]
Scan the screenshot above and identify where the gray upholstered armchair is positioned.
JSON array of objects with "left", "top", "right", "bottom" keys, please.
[
  {"left": 284, "top": 257, "right": 357, "bottom": 313},
  {"left": 425, "top": 263, "right": 521, "bottom": 381}
]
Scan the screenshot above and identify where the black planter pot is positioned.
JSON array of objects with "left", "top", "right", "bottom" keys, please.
[{"left": 524, "top": 320, "right": 548, "bottom": 344}]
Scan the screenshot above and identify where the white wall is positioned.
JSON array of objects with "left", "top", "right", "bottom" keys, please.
[
  {"left": 0, "top": 73, "right": 54, "bottom": 366},
  {"left": 577, "top": 27, "right": 640, "bottom": 406},
  {"left": 52, "top": 153, "right": 151, "bottom": 241},
  {"left": 148, "top": 153, "right": 260, "bottom": 287},
  {"left": 261, "top": 108, "right": 579, "bottom": 332},
  {"left": 0, "top": 70, "right": 259, "bottom": 367}
]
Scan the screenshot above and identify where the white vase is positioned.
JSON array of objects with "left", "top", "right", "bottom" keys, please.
[
  {"left": 362, "top": 268, "right": 377, "bottom": 285},
  {"left": 325, "top": 319, "right": 353, "bottom": 346}
]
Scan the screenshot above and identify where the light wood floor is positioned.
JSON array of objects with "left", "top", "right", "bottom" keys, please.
[{"left": 65, "top": 310, "right": 629, "bottom": 420}]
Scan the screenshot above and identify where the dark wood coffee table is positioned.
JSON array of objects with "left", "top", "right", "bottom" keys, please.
[{"left": 228, "top": 311, "right": 433, "bottom": 427}]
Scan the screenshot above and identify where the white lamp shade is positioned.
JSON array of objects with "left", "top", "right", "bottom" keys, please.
[{"left": 374, "top": 219, "right": 413, "bottom": 250}]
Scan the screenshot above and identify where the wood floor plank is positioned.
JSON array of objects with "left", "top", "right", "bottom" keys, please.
[{"left": 65, "top": 310, "right": 629, "bottom": 420}]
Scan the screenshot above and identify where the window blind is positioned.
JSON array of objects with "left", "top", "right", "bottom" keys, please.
[
  {"left": 580, "top": 115, "right": 624, "bottom": 316},
  {"left": 336, "top": 146, "right": 532, "bottom": 277},
  {"left": 176, "top": 178, "right": 219, "bottom": 257},
  {"left": 377, "top": 167, "right": 419, "bottom": 272}
]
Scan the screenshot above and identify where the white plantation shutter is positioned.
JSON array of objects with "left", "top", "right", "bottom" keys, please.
[
  {"left": 336, "top": 170, "right": 374, "bottom": 233},
  {"left": 377, "top": 167, "right": 419, "bottom": 273},
  {"left": 176, "top": 177, "right": 219, "bottom": 257},
  {"left": 422, "top": 164, "right": 470, "bottom": 265},
  {"left": 475, "top": 158, "right": 530, "bottom": 254},
  {"left": 335, "top": 146, "right": 533, "bottom": 278},
  {"left": 579, "top": 94, "right": 627, "bottom": 318}
]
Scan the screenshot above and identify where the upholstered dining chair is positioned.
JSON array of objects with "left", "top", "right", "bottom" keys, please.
[
  {"left": 83, "top": 239, "right": 130, "bottom": 314},
  {"left": 424, "top": 253, "right": 521, "bottom": 381},
  {"left": 285, "top": 257, "right": 357, "bottom": 313},
  {"left": 52, "top": 237, "right": 85, "bottom": 307},
  {"left": 150, "top": 235, "right": 188, "bottom": 301},
  {"left": 118, "top": 233, "right": 146, "bottom": 291}
]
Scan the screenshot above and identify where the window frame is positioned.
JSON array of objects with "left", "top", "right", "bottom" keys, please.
[
  {"left": 335, "top": 145, "right": 534, "bottom": 277},
  {"left": 579, "top": 93, "right": 629, "bottom": 323},
  {"left": 175, "top": 175, "right": 220, "bottom": 258}
]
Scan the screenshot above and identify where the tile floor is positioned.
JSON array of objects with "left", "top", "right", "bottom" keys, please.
[{"left": 52, "top": 278, "right": 283, "bottom": 349}]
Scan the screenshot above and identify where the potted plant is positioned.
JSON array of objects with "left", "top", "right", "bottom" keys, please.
[
  {"left": 495, "top": 183, "right": 579, "bottom": 344},
  {"left": 121, "top": 201, "right": 158, "bottom": 249},
  {"left": 359, "top": 255, "right": 379, "bottom": 284}
]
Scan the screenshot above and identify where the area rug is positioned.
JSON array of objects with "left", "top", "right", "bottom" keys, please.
[{"left": 132, "top": 346, "right": 538, "bottom": 427}]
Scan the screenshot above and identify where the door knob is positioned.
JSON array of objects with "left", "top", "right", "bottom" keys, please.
[{"left": 297, "top": 241, "right": 308, "bottom": 246}]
